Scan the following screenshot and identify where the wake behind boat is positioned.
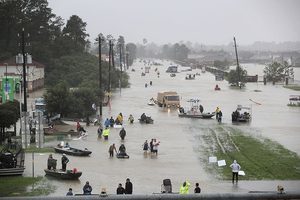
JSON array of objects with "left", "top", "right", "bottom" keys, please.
[{"left": 44, "top": 169, "right": 82, "bottom": 180}]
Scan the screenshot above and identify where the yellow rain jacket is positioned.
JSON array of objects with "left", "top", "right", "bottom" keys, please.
[
  {"left": 102, "top": 128, "right": 110, "bottom": 137},
  {"left": 179, "top": 181, "right": 190, "bottom": 194}
]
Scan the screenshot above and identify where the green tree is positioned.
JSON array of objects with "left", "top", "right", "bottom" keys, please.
[
  {"left": 0, "top": 100, "right": 20, "bottom": 143},
  {"left": 227, "top": 68, "right": 247, "bottom": 85},
  {"left": 62, "top": 15, "right": 89, "bottom": 54},
  {"left": 126, "top": 43, "right": 137, "bottom": 66},
  {"left": 264, "top": 62, "right": 285, "bottom": 85},
  {"left": 0, "top": 0, "right": 61, "bottom": 63},
  {"left": 44, "top": 82, "right": 72, "bottom": 117},
  {"left": 72, "top": 88, "right": 97, "bottom": 125}
]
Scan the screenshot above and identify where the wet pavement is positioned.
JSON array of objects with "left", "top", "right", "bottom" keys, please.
[{"left": 23, "top": 60, "right": 300, "bottom": 195}]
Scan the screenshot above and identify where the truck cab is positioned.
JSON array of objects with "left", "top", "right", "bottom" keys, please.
[{"left": 157, "top": 91, "right": 180, "bottom": 108}]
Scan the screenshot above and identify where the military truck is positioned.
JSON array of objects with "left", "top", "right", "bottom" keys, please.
[{"left": 157, "top": 91, "right": 180, "bottom": 108}]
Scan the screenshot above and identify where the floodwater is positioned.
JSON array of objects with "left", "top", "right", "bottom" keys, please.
[{"left": 23, "top": 60, "right": 300, "bottom": 196}]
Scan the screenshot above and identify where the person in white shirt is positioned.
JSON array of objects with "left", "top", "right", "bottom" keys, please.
[{"left": 230, "top": 160, "right": 241, "bottom": 183}]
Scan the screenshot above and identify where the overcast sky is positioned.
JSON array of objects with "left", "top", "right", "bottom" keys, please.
[{"left": 48, "top": 0, "right": 300, "bottom": 45}]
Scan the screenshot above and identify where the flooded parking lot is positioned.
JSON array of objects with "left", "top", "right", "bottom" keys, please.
[{"left": 24, "top": 60, "right": 300, "bottom": 195}]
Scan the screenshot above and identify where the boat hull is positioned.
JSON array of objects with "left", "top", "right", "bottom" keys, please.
[
  {"left": 54, "top": 147, "right": 92, "bottom": 156},
  {"left": 178, "top": 113, "right": 215, "bottom": 119},
  {"left": 0, "top": 167, "right": 25, "bottom": 176},
  {"left": 44, "top": 169, "right": 82, "bottom": 180}
]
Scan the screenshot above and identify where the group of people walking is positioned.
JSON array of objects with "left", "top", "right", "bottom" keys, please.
[{"left": 143, "top": 139, "right": 160, "bottom": 155}]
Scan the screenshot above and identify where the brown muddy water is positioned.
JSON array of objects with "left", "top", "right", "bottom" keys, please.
[{"left": 23, "top": 60, "right": 300, "bottom": 196}]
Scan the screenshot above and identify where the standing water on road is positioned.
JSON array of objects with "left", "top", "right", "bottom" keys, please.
[{"left": 24, "top": 60, "right": 300, "bottom": 195}]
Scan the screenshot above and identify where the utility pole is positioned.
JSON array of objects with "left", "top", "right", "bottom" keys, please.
[
  {"left": 21, "top": 28, "right": 27, "bottom": 111},
  {"left": 119, "top": 43, "right": 122, "bottom": 94},
  {"left": 233, "top": 37, "right": 241, "bottom": 88},
  {"left": 108, "top": 40, "right": 112, "bottom": 93},
  {"left": 98, "top": 35, "right": 103, "bottom": 116}
]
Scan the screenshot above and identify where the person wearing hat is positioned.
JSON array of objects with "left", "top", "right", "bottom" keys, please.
[
  {"left": 61, "top": 154, "right": 69, "bottom": 171},
  {"left": 83, "top": 181, "right": 92, "bottom": 195}
]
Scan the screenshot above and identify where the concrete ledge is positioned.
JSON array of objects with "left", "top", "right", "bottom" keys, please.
[{"left": 1, "top": 192, "right": 300, "bottom": 200}]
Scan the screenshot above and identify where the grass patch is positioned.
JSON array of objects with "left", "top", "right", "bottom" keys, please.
[
  {"left": 283, "top": 85, "right": 300, "bottom": 91},
  {"left": 0, "top": 176, "right": 55, "bottom": 197},
  {"left": 199, "top": 126, "right": 300, "bottom": 180},
  {"left": 25, "top": 145, "right": 54, "bottom": 153}
]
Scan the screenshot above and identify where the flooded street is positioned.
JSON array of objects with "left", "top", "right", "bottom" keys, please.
[{"left": 24, "top": 60, "right": 300, "bottom": 195}]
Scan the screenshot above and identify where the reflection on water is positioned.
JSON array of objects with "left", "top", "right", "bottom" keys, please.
[{"left": 24, "top": 60, "right": 300, "bottom": 196}]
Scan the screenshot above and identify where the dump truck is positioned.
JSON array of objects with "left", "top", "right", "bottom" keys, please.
[{"left": 157, "top": 91, "right": 180, "bottom": 108}]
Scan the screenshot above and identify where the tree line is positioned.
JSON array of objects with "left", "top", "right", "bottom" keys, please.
[{"left": 0, "top": 0, "right": 131, "bottom": 140}]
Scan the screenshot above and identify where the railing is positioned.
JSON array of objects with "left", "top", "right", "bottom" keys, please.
[{"left": 1, "top": 192, "right": 300, "bottom": 200}]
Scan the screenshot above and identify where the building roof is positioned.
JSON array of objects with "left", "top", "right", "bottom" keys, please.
[{"left": 0, "top": 56, "right": 45, "bottom": 68}]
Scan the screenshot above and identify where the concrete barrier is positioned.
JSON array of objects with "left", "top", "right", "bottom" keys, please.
[{"left": 2, "top": 192, "right": 300, "bottom": 200}]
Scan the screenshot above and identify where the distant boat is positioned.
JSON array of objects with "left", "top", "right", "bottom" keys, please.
[
  {"left": 166, "top": 66, "right": 178, "bottom": 73},
  {"left": 54, "top": 146, "right": 92, "bottom": 156},
  {"left": 232, "top": 105, "right": 251, "bottom": 122},
  {"left": 185, "top": 74, "right": 195, "bottom": 80},
  {"left": 44, "top": 169, "right": 82, "bottom": 180}
]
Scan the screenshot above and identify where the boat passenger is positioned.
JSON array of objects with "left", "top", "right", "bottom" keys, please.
[
  {"left": 140, "top": 113, "right": 147, "bottom": 122},
  {"left": 118, "top": 144, "right": 128, "bottom": 157},
  {"left": 199, "top": 105, "right": 204, "bottom": 113},
  {"left": 128, "top": 114, "right": 134, "bottom": 124},
  {"left": 83, "top": 181, "right": 93, "bottom": 195},
  {"left": 47, "top": 154, "right": 57, "bottom": 170},
  {"left": 150, "top": 81, "right": 152, "bottom": 86},
  {"left": 61, "top": 154, "right": 69, "bottom": 172},
  {"left": 64, "top": 142, "right": 70, "bottom": 148},
  {"left": 179, "top": 107, "right": 185, "bottom": 113},
  {"left": 76, "top": 121, "right": 81, "bottom": 131}
]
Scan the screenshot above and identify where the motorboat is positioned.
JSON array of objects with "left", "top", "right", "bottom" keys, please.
[
  {"left": 116, "top": 153, "right": 129, "bottom": 159},
  {"left": 138, "top": 117, "right": 154, "bottom": 124},
  {"left": 170, "top": 73, "right": 176, "bottom": 77},
  {"left": 215, "top": 84, "right": 221, "bottom": 91},
  {"left": 232, "top": 105, "right": 251, "bottom": 122},
  {"left": 288, "top": 95, "right": 300, "bottom": 106},
  {"left": 148, "top": 98, "right": 156, "bottom": 106},
  {"left": 54, "top": 146, "right": 92, "bottom": 156},
  {"left": 178, "top": 99, "right": 215, "bottom": 119},
  {"left": 44, "top": 169, "right": 82, "bottom": 180}
]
